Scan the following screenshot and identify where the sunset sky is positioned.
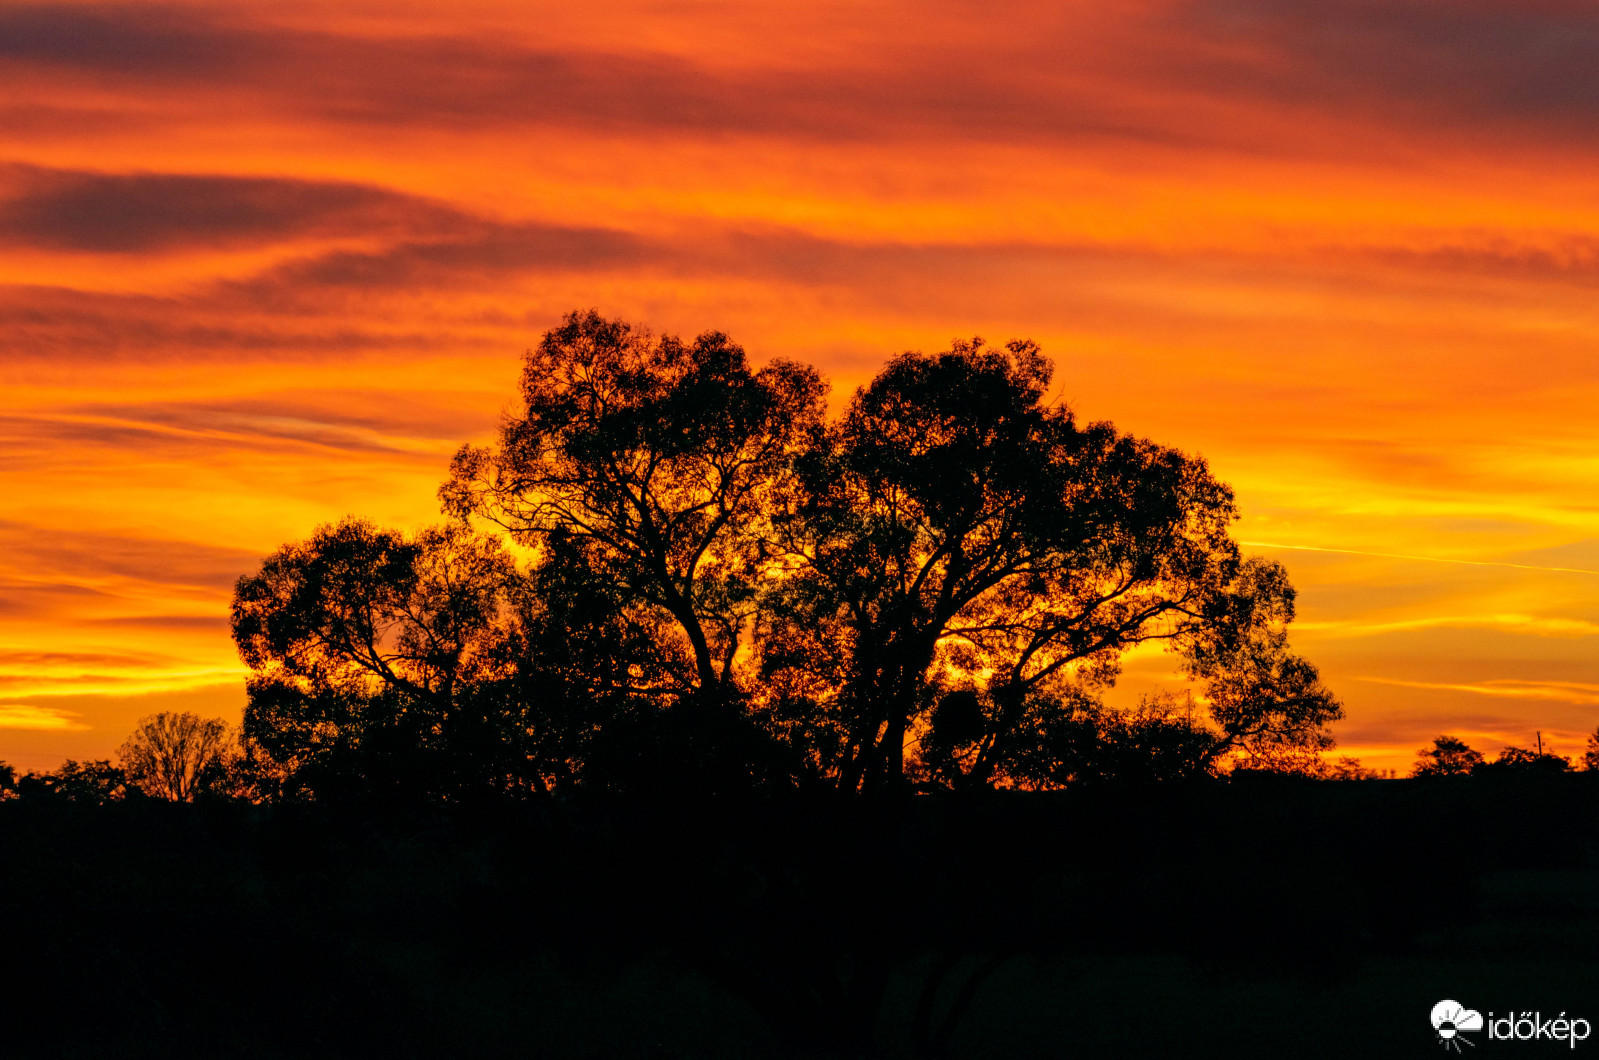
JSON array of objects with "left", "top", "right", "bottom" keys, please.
[{"left": 3, "top": 0, "right": 1597, "bottom": 775}]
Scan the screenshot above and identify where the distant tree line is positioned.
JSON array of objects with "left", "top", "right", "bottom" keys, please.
[
  {"left": 1410, "top": 733, "right": 1590, "bottom": 777},
  {"left": 0, "top": 711, "right": 246, "bottom": 803},
  {"left": 7, "top": 717, "right": 1589, "bottom": 806}
]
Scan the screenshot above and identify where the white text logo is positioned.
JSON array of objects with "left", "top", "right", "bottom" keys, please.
[{"left": 1432, "top": 1001, "right": 1594, "bottom": 1050}]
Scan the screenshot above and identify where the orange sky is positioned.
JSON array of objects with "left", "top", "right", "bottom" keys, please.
[{"left": 3, "top": 0, "right": 1597, "bottom": 775}]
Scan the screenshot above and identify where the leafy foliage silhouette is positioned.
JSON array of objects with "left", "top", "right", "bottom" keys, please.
[
  {"left": 232, "top": 310, "right": 1344, "bottom": 798},
  {"left": 117, "top": 711, "right": 236, "bottom": 801},
  {"left": 232, "top": 519, "right": 560, "bottom": 800},
  {"left": 1409, "top": 735, "right": 1573, "bottom": 778},
  {"left": 14, "top": 759, "right": 132, "bottom": 803},
  {"left": 1477, "top": 744, "right": 1571, "bottom": 775},
  {"left": 1411, "top": 735, "right": 1485, "bottom": 777}
]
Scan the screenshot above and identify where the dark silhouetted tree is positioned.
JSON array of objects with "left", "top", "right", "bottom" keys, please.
[
  {"left": 16, "top": 759, "right": 130, "bottom": 803},
  {"left": 1325, "top": 756, "right": 1380, "bottom": 780},
  {"left": 1477, "top": 744, "right": 1570, "bottom": 775},
  {"left": 231, "top": 513, "right": 691, "bottom": 798},
  {"left": 443, "top": 311, "right": 824, "bottom": 701},
  {"left": 995, "top": 691, "right": 1224, "bottom": 788},
  {"left": 1176, "top": 556, "right": 1343, "bottom": 771},
  {"left": 1410, "top": 735, "right": 1485, "bottom": 777},
  {"left": 232, "top": 518, "right": 544, "bottom": 800},
  {"left": 491, "top": 529, "right": 700, "bottom": 792},
  {"left": 232, "top": 312, "right": 1342, "bottom": 799},
  {"left": 442, "top": 309, "right": 826, "bottom": 789},
  {"left": 761, "top": 338, "right": 1338, "bottom": 793},
  {"left": 117, "top": 711, "right": 235, "bottom": 801}
]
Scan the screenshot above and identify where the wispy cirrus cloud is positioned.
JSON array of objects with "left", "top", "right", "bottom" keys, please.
[
  {"left": 1164, "top": 0, "right": 1599, "bottom": 131},
  {"left": 0, "top": 522, "right": 265, "bottom": 594},
  {"left": 1360, "top": 677, "right": 1599, "bottom": 707},
  {"left": 3, "top": 1, "right": 1598, "bottom": 155},
  {"left": 0, "top": 666, "right": 247, "bottom": 699},
  {"left": 1300, "top": 614, "right": 1599, "bottom": 639},
  {"left": 0, "top": 282, "right": 494, "bottom": 362},
  {"left": 0, "top": 163, "right": 472, "bottom": 253},
  {"left": 0, "top": 702, "right": 89, "bottom": 730}
]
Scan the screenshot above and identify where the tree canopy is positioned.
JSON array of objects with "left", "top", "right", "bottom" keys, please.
[
  {"left": 441, "top": 310, "right": 825, "bottom": 703},
  {"left": 13, "top": 759, "right": 131, "bottom": 803},
  {"left": 230, "top": 310, "right": 1344, "bottom": 800},
  {"left": 117, "top": 712, "right": 236, "bottom": 801},
  {"left": 1409, "top": 735, "right": 1576, "bottom": 778}
]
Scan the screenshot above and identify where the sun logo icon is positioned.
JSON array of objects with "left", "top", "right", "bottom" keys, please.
[{"left": 1431, "top": 1000, "right": 1483, "bottom": 1052}]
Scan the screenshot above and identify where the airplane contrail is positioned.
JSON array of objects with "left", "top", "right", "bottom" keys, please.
[{"left": 1241, "top": 541, "right": 1599, "bottom": 576}]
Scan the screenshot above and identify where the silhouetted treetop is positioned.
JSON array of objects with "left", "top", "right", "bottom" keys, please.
[
  {"left": 1409, "top": 736, "right": 1574, "bottom": 779},
  {"left": 232, "top": 519, "right": 554, "bottom": 799},
  {"left": 1410, "top": 735, "right": 1484, "bottom": 778},
  {"left": 14, "top": 759, "right": 130, "bottom": 803},
  {"left": 117, "top": 712, "right": 235, "bottom": 802},
  {"left": 1479, "top": 744, "right": 1570, "bottom": 775},
  {"left": 234, "top": 519, "right": 516, "bottom": 703},
  {"left": 442, "top": 309, "right": 826, "bottom": 702}
]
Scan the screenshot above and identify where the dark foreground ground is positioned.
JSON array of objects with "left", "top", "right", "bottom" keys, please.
[{"left": 4, "top": 775, "right": 1598, "bottom": 1059}]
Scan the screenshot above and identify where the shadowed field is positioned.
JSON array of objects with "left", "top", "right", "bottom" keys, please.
[{"left": 4, "top": 775, "right": 1597, "bottom": 1058}]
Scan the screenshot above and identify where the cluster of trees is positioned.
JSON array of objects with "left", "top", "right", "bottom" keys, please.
[
  {"left": 212, "top": 310, "right": 1350, "bottom": 802},
  {"left": 1411, "top": 733, "right": 1597, "bottom": 777},
  {"left": 0, "top": 712, "right": 244, "bottom": 803}
]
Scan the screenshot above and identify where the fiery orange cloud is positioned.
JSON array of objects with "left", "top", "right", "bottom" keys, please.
[{"left": 2, "top": 0, "right": 1597, "bottom": 776}]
